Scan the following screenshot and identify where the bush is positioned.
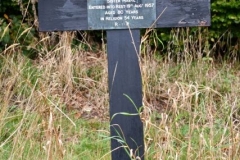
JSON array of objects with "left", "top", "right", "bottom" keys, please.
[
  {"left": 211, "top": 0, "right": 240, "bottom": 37},
  {"left": 0, "top": 0, "right": 38, "bottom": 58}
]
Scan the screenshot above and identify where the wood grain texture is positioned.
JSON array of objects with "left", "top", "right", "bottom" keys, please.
[
  {"left": 38, "top": 0, "right": 88, "bottom": 31},
  {"left": 107, "top": 29, "right": 144, "bottom": 159},
  {"left": 156, "top": 0, "right": 210, "bottom": 27},
  {"left": 38, "top": 0, "right": 210, "bottom": 31}
]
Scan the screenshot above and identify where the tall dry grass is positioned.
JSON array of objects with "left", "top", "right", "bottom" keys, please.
[{"left": 0, "top": 27, "right": 239, "bottom": 160}]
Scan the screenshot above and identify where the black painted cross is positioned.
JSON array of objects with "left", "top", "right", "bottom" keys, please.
[{"left": 38, "top": 0, "right": 210, "bottom": 159}]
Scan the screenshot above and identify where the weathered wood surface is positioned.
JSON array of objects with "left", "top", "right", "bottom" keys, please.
[
  {"left": 38, "top": 0, "right": 210, "bottom": 31},
  {"left": 156, "top": 0, "right": 210, "bottom": 27},
  {"left": 107, "top": 29, "right": 143, "bottom": 159}
]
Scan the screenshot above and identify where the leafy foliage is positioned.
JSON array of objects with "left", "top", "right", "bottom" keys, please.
[
  {"left": 0, "top": 0, "right": 37, "bottom": 58},
  {"left": 211, "top": 0, "right": 240, "bottom": 37}
]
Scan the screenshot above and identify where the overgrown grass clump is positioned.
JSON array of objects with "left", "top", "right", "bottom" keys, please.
[{"left": 0, "top": 28, "right": 240, "bottom": 160}]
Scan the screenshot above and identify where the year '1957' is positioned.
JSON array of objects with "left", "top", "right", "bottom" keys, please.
[{"left": 107, "top": 0, "right": 137, "bottom": 3}]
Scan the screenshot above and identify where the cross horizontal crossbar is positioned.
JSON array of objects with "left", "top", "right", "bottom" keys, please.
[{"left": 39, "top": 0, "right": 210, "bottom": 31}]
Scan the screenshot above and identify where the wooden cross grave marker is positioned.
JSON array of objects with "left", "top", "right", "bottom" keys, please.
[{"left": 38, "top": 0, "right": 210, "bottom": 159}]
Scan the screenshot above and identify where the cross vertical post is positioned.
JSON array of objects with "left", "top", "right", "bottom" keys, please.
[{"left": 107, "top": 29, "right": 144, "bottom": 159}]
